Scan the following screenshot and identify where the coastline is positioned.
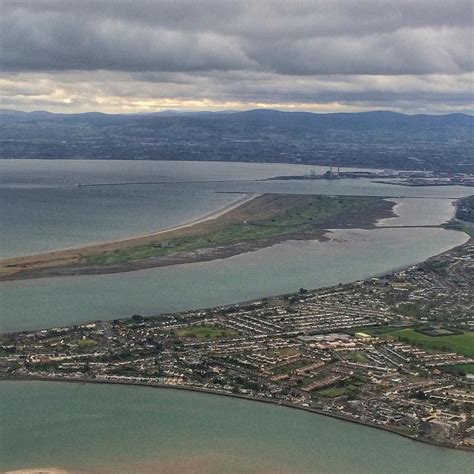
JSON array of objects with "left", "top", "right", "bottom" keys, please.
[
  {"left": 0, "top": 230, "right": 469, "bottom": 335},
  {"left": 2, "top": 228, "right": 472, "bottom": 457},
  {"left": 0, "top": 193, "right": 395, "bottom": 282},
  {"left": 0, "top": 224, "right": 462, "bottom": 283},
  {"left": 0, "top": 192, "right": 260, "bottom": 281},
  {"left": 1, "top": 192, "right": 259, "bottom": 259},
  {"left": 2, "top": 376, "right": 471, "bottom": 453}
]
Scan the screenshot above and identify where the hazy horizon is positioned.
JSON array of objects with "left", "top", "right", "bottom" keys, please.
[{"left": 2, "top": 107, "right": 473, "bottom": 117}]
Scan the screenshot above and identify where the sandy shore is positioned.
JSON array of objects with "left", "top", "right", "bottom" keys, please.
[
  {"left": 0, "top": 194, "right": 395, "bottom": 281},
  {"left": 0, "top": 193, "right": 259, "bottom": 279},
  {"left": 3, "top": 192, "right": 259, "bottom": 257}
]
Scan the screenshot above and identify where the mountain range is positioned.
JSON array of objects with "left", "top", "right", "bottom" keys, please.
[{"left": 1, "top": 109, "right": 472, "bottom": 172}]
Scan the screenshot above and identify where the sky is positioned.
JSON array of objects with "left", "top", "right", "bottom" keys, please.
[{"left": 1, "top": 0, "right": 473, "bottom": 114}]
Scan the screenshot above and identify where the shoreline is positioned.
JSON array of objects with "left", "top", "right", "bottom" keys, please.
[
  {"left": 0, "top": 193, "right": 395, "bottom": 282},
  {"left": 0, "top": 193, "right": 261, "bottom": 281},
  {"left": 1, "top": 231, "right": 469, "bottom": 336},
  {"left": 2, "top": 234, "right": 472, "bottom": 456},
  {"left": 0, "top": 224, "right": 462, "bottom": 283},
  {"left": 2, "top": 192, "right": 259, "bottom": 259},
  {"left": 2, "top": 376, "right": 472, "bottom": 453}
]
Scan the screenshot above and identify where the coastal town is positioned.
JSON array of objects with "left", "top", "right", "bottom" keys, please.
[
  {"left": 2, "top": 2, "right": 474, "bottom": 471},
  {"left": 1, "top": 233, "right": 472, "bottom": 450}
]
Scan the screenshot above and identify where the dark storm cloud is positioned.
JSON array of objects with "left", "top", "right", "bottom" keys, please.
[
  {"left": 1, "top": 0, "right": 472, "bottom": 74},
  {"left": 0, "top": 1, "right": 472, "bottom": 113}
]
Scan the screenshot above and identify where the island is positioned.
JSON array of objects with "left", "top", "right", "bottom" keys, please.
[
  {"left": 1, "top": 214, "right": 472, "bottom": 450},
  {"left": 0, "top": 193, "right": 394, "bottom": 281}
]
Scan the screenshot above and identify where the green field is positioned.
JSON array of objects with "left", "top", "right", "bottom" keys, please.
[
  {"left": 443, "top": 363, "right": 474, "bottom": 375},
  {"left": 76, "top": 338, "right": 98, "bottom": 350},
  {"left": 315, "top": 386, "right": 347, "bottom": 398},
  {"left": 314, "top": 378, "right": 364, "bottom": 398},
  {"left": 345, "top": 351, "right": 369, "bottom": 363},
  {"left": 173, "top": 324, "right": 237, "bottom": 339},
  {"left": 273, "top": 359, "right": 309, "bottom": 375},
  {"left": 266, "top": 347, "right": 300, "bottom": 358},
  {"left": 87, "top": 194, "right": 389, "bottom": 265},
  {"left": 386, "top": 329, "right": 474, "bottom": 358}
]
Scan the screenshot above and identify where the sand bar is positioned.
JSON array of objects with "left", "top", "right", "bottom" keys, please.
[{"left": 0, "top": 194, "right": 394, "bottom": 281}]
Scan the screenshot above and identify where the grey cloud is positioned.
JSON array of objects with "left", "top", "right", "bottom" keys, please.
[
  {"left": 1, "top": 12, "right": 255, "bottom": 72},
  {"left": 242, "top": 28, "right": 472, "bottom": 75},
  {"left": 4, "top": 1, "right": 472, "bottom": 35},
  {"left": 2, "top": 70, "right": 472, "bottom": 111},
  {"left": 0, "top": 1, "right": 472, "bottom": 113},
  {"left": 1, "top": 0, "right": 472, "bottom": 75}
]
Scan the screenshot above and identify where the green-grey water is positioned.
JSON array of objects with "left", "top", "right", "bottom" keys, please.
[
  {"left": 1, "top": 160, "right": 473, "bottom": 473},
  {"left": 0, "top": 227, "right": 468, "bottom": 333},
  {"left": 1, "top": 159, "right": 471, "bottom": 258},
  {"left": 1, "top": 160, "right": 471, "bottom": 332},
  {"left": 0, "top": 228, "right": 467, "bottom": 332},
  {"left": 1, "top": 381, "right": 472, "bottom": 474}
]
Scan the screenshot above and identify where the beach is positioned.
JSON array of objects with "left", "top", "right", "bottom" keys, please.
[{"left": 0, "top": 193, "right": 394, "bottom": 281}]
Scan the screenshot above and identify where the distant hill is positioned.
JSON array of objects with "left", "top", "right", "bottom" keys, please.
[{"left": 0, "top": 109, "right": 472, "bottom": 172}]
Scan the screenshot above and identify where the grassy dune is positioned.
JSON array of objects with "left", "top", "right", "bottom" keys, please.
[
  {"left": 0, "top": 193, "right": 393, "bottom": 280},
  {"left": 86, "top": 194, "right": 389, "bottom": 265}
]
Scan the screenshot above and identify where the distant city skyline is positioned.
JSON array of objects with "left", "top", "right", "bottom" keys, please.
[{"left": 1, "top": 0, "right": 473, "bottom": 114}]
